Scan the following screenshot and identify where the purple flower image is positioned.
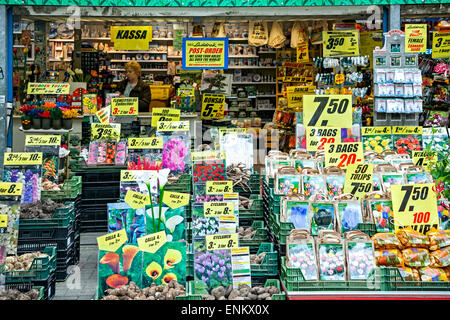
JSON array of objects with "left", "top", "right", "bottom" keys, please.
[{"left": 3, "top": 167, "right": 42, "bottom": 204}]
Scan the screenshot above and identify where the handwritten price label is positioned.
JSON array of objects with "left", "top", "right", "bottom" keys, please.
[
  {"left": 303, "top": 95, "right": 352, "bottom": 127},
  {"left": 125, "top": 190, "right": 151, "bottom": 209},
  {"left": 206, "top": 233, "right": 239, "bottom": 251},
  {"left": 306, "top": 127, "right": 341, "bottom": 152},
  {"left": 111, "top": 97, "right": 138, "bottom": 116},
  {"left": 4, "top": 152, "right": 42, "bottom": 165},
  {"left": 296, "top": 42, "right": 309, "bottom": 63},
  {"left": 95, "top": 108, "right": 110, "bottom": 124},
  {"left": 25, "top": 135, "right": 61, "bottom": 146},
  {"left": 97, "top": 229, "right": 128, "bottom": 252},
  {"left": 137, "top": 231, "right": 167, "bottom": 254},
  {"left": 162, "top": 192, "right": 190, "bottom": 210},
  {"left": 204, "top": 202, "right": 234, "bottom": 217},
  {"left": 128, "top": 137, "right": 163, "bottom": 149},
  {"left": 27, "top": 82, "right": 70, "bottom": 95},
  {"left": 432, "top": 32, "right": 450, "bottom": 58},
  {"left": 156, "top": 121, "right": 190, "bottom": 132},
  {"left": 391, "top": 183, "right": 439, "bottom": 234},
  {"left": 344, "top": 163, "right": 374, "bottom": 199},
  {"left": 286, "top": 85, "right": 316, "bottom": 109},
  {"left": 91, "top": 123, "right": 121, "bottom": 141},
  {"left": 201, "top": 93, "right": 226, "bottom": 120},
  {"left": 151, "top": 108, "right": 181, "bottom": 127},
  {"left": 0, "top": 182, "right": 23, "bottom": 196},
  {"left": 206, "top": 181, "right": 233, "bottom": 195},
  {"left": 120, "top": 170, "right": 157, "bottom": 182},
  {"left": 325, "top": 142, "right": 364, "bottom": 169},
  {"left": 191, "top": 151, "right": 225, "bottom": 162},
  {"left": 412, "top": 151, "right": 437, "bottom": 170}
]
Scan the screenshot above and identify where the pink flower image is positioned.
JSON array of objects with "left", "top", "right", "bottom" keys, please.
[{"left": 162, "top": 139, "right": 187, "bottom": 173}]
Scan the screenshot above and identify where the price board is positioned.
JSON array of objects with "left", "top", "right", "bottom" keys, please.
[
  {"left": 286, "top": 85, "right": 316, "bottom": 109},
  {"left": 191, "top": 151, "right": 225, "bottom": 162},
  {"left": 323, "top": 31, "right": 360, "bottom": 57},
  {"left": 25, "top": 135, "right": 61, "bottom": 146},
  {"left": 111, "top": 97, "right": 139, "bottom": 116},
  {"left": 137, "top": 231, "right": 167, "bottom": 254},
  {"left": 162, "top": 192, "right": 190, "bottom": 210},
  {"left": 4, "top": 152, "right": 42, "bottom": 165},
  {"left": 206, "top": 181, "right": 233, "bottom": 195},
  {"left": 296, "top": 42, "right": 309, "bottom": 63},
  {"left": 412, "top": 150, "right": 437, "bottom": 169},
  {"left": 0, "top": 214, "right": 7, "bottom": 231},
  {"left": 324, "top": 142, "right": 364, "bottom": 169},
  {"left": 128, "top": 137, "right": 163, "bottom": 149},
  {"left": 0, "top": 182, "right": 23, "bottom": 196},
  {"left": 391, "top": 183, "right": 439, "bottom": 234},
  {"left": 206, "top": 233, "right": 239, "bottom": 251},
  {"left": 201, "top": 93, "right": 226, "bottom": 119},
  {"left": 204, "top": 202, "right": 234, "bottom": 217},
  {"left": 27, "top": 82, "right": 70, "bottom": 95},
  {"left": 120, "top": 170, "right": 157, "bottom": 182},
  {"left": 303, "top": 95, "right": 352, "bottom": 127},
  {"left": 91, "top": 123, "right": 121, "bottom": 141},
  {"left": 151, "top": 108, "right": 180, "bottom": 127},
  {"left": 97, "top": 229, "right": 128, "bottom": 252},
  {"left": 343, "top": 163, "right": 374, "bottom": 199},
  {"left": 306, "top": 127, "right": 341, "bottom": 152},
  {"left": 432, "top": 32, "right": 450, "bottom": 58},
  {"left": 156, "top": 121, "right": 189, "bottom": 132}
]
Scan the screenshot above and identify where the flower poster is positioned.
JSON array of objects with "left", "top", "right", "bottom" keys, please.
[
  {"left": 142, "top": 241, "right": 186, "bottom": 287},
  {"left": 3, "top": 165, "right": 42, "bottom": 204},
  {"left": 107, "top": 202, "right": 146, "bottom": 244},
  {"left": 82, "top": 94, "right": 98, "bottom": 115},
  {"left": 157, "top": 132, "right": 192, "bottom": 176},
  {"left": 145, "top": 205, "right": 186, "bottom": 242},
  {"left": 25, "top": 145, "right": 59, "bottom": 184}
]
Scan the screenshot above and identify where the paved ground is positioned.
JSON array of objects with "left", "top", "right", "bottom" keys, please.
[{"left": 53, "top": 232, "right": 102, "bottom": 300}]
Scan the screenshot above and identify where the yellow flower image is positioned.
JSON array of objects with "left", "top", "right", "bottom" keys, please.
[
  {"left": 375, "top": 136, "right": 382, "bottom": 140},
  {"left": 381, "top": 139, "right": 390, "bottom": 147},
  {"left": 145, "top": 262, "right": 162, "bottom": 280},
  {"left": 374, "top": 145, "right": 383, "bottom": 154},
  {"left": 163, "top": 249, "right": 182, "bottom": 269},
  {"left": 370, "top": 140, "right": 378, "bottom": 147},
  {"left": 162, "top": 273, "right": 177, "bottom": 285}
]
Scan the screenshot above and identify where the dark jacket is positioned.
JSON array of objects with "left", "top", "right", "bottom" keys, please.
[{"left": 117, "top": 77, "right": 152, "bottom": 113}]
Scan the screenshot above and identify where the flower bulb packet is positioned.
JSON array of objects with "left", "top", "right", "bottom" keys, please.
[
  {"left": 326, "top": 175, "right": 345, "bottom": 199},
  {"left": 393, "top": 134, "right": 422, "bottom": 155},
  {"left": 371, "top": 232, "right": 401, "bottom": 250},
  {"left": 367, "top": 199, "right": 394, "bottom": 233},
  {"left": 381, "top": 173, "right": 405, "bottom": 193},
  {"left": 396, "top": 227, "right": 429, "bottom": 249},
  {"left": 275, "top": 174, "right": 301, "bottom": 195},
  {"left": 418, "top": 267, "right": 449, "bottom": 282},
  {"left": 362, "top": 135, "right": 393, "bottom": 154},
  {"left": 193, "top": 159, "right": 226, "bottom": 183},
  {"left": 3, "top": 165, "right": 42, "bottom": 204},
  {"left": 220, "top": 133, "right": 253, "bottom": 173},
  {"left": 107, "top": 202, "right": 146, "bottom": 244},
  {"left": 87, "top": 141, "right": 99, "bottom": 166},
  {"left": 430, "top": 247, "right": 450, "bottom": 268},
  {"left": 337, "top": 201, "right": 364, "bottom": 234},
  {"left": 25, "top": 144, "right": 60, "bottom": 184},
  {"left": 310, "top": 202, "right": 336, "bottom": 236},
  {"left": 402, "top": 248, "right": 431, "bottom": 267},
  {"left": 157, "top": 132, "right": 192, "bottom": 176},
  {"left": 282, "top": 199, "right": 311, "bottom": 231},
  {"left": 302, "top": 175, "right": 327, "bottom": 200},
  {"left": 405, "top": 172, "right": 433, "bottom": 184},
  {"left": 287, "top": 243, "right": 318, "bottom": 280},
  {"left": 427, "top": 228, "right": 450, "bottom": 251},
  {"left": 397, "top": 266, "right": 421, "bottom": 281},
  {"left": 318, "top": 243, "right": 346, "bottom": 281},
  {"left": 127, "top": 147, "right": 162, "bottom": 171},
  {"left": 374, "top": 249, "right": 404, "bottom": 267},
  {"left": 145, "top": 205, "right": 186, "bottom": 242},
  {"left": 0, "top": 200, "right": 20, "bottom": 255},
  {"left": 346, "top": 241, "right": 376, "bottom": 280}
]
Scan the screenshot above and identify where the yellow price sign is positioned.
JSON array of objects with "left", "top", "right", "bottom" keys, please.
[
  {"left": 4, "top": 152, "right": 42, "bottom": 165},
  {"left": 392, "top": 126, "right": 422, "bottom": 135},
  {"left": 120, "top": 170, "right": 157, "bottom": 182},
  {"left": 405, "top": 24, "right": 427, "bottom": 53},
  {"left": 323, "top": 30, "right": 360, "bottom": 57},
  {"left": 128, "top": 137, "right": 163, "bottom": 149},
  {"left": 412, "top": 151, "right": 437, "bottom": 169},
  {"left": 391, "top": 183, "right": 439, "bottom": 234},
  {"left": 432, "top": 32, "right": 450, "bottom": 58},
  {"left": 162, "top": 191, "right": 190, "bottom": 210},
  {"left": 91, "top": 123, "right": 121, "bottom": 141},
  {"left": 296, "top": 42, "right": 309, "bottom": 63},
  {"left": 125, "top": 190, "right": 151, "bottom": 209},
  {"left": 204, "top": 202, "right": 234, "bottom": 217},
  {"left": 97, "top": 229, "right": 128, "bottom": 252},
  {"left": 306, "top": 127, "right": 341, "bottom": 152},
  {"left": 137, "top": 231, "right": 167, "bottom": 254},
  {"left": 206, "top": 233, "right": 239, "bottom": 251},
  {"left": 0, "top": 182, "right": 23, "bottom": 196},
  {"left": 201, "top": 93, "right": 226, "bottom": 120},
  {"left": 151, "top": 108, "right": 180, "bottom": 127},
  {"left": 0, "top": 214, "right": 7, "bottom": 229},
  {"left": 191, "top": 151, "right": 225, "bottom": 162},
  {"left": 206, "top": 181, "right": 233, "bottom": 195},
  {"left": 325, "top": 142, "right": 364, "bottom": 169},
  {"left": 156, "top": 121, "right": 189, "bottom": 132},
  {"left": 25, "top": 135, "right": 61, "bottom": 146},
  {"left": 27, "top": 82, "right": 70, "bottom": 95},
  {"left": 303, "top": 95, "right": 352, "bottom": 127},
  {"left": 343, "top": 163, "right": 374, "bottom": 199},
  {"left": 110, "top": 26, "right": 152, "bottom": 51},
  {"left": 362, "top": 127, "right": 391, "bottom": 135},
  {"left": 111, "top": 97, "right": 139, "bottom": 116},
  {"left": 286, "top": 86, "right": 316, "bottom": 109}
]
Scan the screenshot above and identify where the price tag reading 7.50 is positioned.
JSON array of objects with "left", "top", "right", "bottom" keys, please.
[
  {"left": 343, "top": 163, "right": 374, "bottom": 199},
  {"left": 391, "top": 183, "right": 439, "bottom": 234},
  {"left": 303, "top": 95, "right": 352, "bottom": 127}
]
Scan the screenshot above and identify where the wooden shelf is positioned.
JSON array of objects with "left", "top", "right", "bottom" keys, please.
[
  {"left": 110, "top": 59, "right": 168, "bottom": 63},
  {"left": 111, "top": 68, "right": 167, "bottom": 72},
  {"left": 229, "top": 55, "right": 259, "bottom": 58},
  {"left": 232, "top": 82, "right": 276, "bottom": 85},
  {"left": 167, "top": 56, "right": 182, "bottom": 59},
  {"left": 108, "top": 50, "right": 167, "bottom": 54},
  {"left": 228, "top": 38, "right": 248, "bottom": 41},
  {"left": 82, "top": 37, "right": 112, "bottom": 41},
  {"left": 48, "top": 38, "right": 74, "bottom": 42}
]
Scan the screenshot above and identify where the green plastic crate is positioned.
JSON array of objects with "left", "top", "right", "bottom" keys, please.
[
  {"left": 272, "top": 213, "right": 295, "bottom": 246},
  {"left": 34, "top": 286, "right": 45, "bottom": 300},
  {"left": 250, "top": 243, "right": 278, "bottom": 277},
  {"left": 239, "top": 195, "right": 263, "bottom": 220},
  {"left": 19, "top": 202, "right": 75, "bottom": 229},
  {"left": 239, "top": 220, "right": 268, "bottom": 249},
  {"left": 165, "top": 174, "right": 192, "bottom": 193},
  {"left": 174, "top": 281, "right": 204, "bottom": 300},
  {"left": 356, "top": 222, "right": 378, "bottom": 237},
  {"left": 5, "top": 247, "right": 57, "bottom": 283},
  {"left": 41, "top": 176, "right": 82, "bottom": 200},
  {"left": 264, "top": 279, "right": 286, "bottom": 300},
  {"left": 280, "top": 257, "right": 381, "bottom": 292},
  {"left": 187, "top": 243, "right": 194, "bottom": 278},
  {"left": 234, "top": 172, "right": 261, "bottom": 194},
  {"left": 378, "top": 267, "right": 450, "bottom": 291}
]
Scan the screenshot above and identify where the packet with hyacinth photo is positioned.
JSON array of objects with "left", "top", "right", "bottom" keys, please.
[
  {"left": 281, "top": 194, "right": 311, "bottom": 231},
  {"left": 0, "top": 197, "right": 21, "bottom": 255},
  {"left": 157, "top": 131, "right": 192, "bottom": 176},
  {"left": 3, "top": 165, "right": 42, "bottom": 204}
]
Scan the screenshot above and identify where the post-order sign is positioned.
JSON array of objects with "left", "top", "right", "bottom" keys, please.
[{"left": 182, "top": 38, "right": 229, "bottom": 69}]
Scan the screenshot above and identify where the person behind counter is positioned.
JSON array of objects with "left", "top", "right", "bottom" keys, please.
[{"left": 115, "top": 60, "right": 152, "bottom": 112}]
